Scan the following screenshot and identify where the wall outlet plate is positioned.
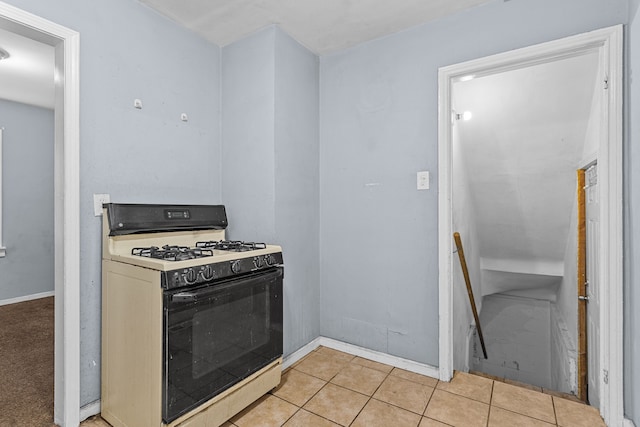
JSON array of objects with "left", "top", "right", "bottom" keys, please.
[
  {"left": 93, "top": 194, "right": 111, "bottom": 216},
  {"left": 417, "top": 171, "right": 430, "bottom": 190}
]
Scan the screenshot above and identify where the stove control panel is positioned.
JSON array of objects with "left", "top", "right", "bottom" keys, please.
[{"left": 162, "top": 252, "right": 283, "bottom": 289}]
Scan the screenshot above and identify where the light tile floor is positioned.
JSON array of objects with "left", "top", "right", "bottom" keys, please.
[{"left": 81, "top": 346, "right": 606, "bottom": 427}]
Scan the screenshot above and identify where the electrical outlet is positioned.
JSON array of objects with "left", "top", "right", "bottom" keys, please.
[
  {"left": 93, "top": 194, "right": 111, "bottom": 216},
  {"left": 417, "top": 171, "right": 430, "bottom": 190}
]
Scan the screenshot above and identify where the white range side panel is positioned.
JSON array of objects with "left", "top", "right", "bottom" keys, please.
[{"left": 101, "top": 260, "right": 164, "bottom": 427}]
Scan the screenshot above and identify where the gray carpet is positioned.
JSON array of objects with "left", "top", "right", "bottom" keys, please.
[{"left": 0, "top": 296, "right": 55, "bottom": 427}]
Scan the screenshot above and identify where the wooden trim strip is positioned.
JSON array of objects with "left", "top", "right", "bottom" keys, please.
[
  {"left": 453, "top": 232, "right": 487, "bottom": 359},
  {"left": 577, "top": 169, "right": 588, "bottom": 402}
]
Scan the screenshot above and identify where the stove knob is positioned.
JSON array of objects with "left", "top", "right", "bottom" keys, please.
[
  {"left": 265, "top": 254, "right": 275, "bottom": 266},
  {"left": 230, "top": 260, "right": 241, "bottom": 274},
  {"left": 200, "top": 265, "right": 215, "bottom": 281},
  {"left": 172, "top": 272, "right": 181, "bottom": 286},
  {"left": 183, "top": 268, "right": 198, "bottom": 285},
  {"left": 253, "top": 256, "right": 263, "bottom": 268}
]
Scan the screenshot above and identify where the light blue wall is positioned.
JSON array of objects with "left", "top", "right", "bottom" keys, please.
[
  {"left": 319, "top": 0, "right": 627, "bottom": 367},
  {"left": 221, "top": 28, "right": 276, "bottom": 242},
  {"left": 626, "top": 1, "right": 640, "bottom": 423},
  {"left": 0, "top": 99, "right": 54, "bottom": 301},
  {"left": 3, "top": 0, "right": 222, "bottom": 406},
  {"left": 222, "top": 26, "right": 321, "bottom": 356},
  {"left": 274, "top": 28, "right": 321, "bottom": 355}
]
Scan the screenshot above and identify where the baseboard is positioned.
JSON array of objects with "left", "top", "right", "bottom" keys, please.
[
  {"left": 79, "top": 400, "right": 101, "bottom": 422},
  {"left": 284, "top": 336, "right": 439, "bottom": 380},
  {"left": 283, "top": 337, "right": 323, "bottom": 369},
  {"left": 625, "top": 418, "right": 637, "bottom": 427},
  {"left": 0, "top": 290, "right": 54, "bottom": 307}
]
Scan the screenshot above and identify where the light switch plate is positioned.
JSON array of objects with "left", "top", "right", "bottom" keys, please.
[
  {"left": 417, "top": 171, "right": 430, "bottom": 190},
  {"left": 93, "top": 193, "right": 111, "bottom": 216}
]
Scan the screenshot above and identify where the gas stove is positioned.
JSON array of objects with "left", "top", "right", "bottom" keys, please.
[
  {"left": 102, "top": 203, "right": 283, "bottom": 288},
  {"left": 101, "top": 203, "right": 284, "bottom": 427}
]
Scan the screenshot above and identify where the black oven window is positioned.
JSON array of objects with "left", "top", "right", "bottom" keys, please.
[
  {"left": 192, "top": 285, "right": 271, "bottom": 379},
  {"left": 163, "top": 269, "right": 283, "bottom": 423}
]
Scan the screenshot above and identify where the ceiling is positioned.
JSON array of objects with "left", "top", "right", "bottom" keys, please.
[
  {"left": 0, "top": 27, "right": 54, "bottom": 110},
  {"left": 453, "top": 51, "right": 600, "bottom": 296},
  {"left": 139, "top": 0, "right": 494, "bottom": 54},
  {"left": 0, "top": 0, "right": 493, "bottom": 108}
]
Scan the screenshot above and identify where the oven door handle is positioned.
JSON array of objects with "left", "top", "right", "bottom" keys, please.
[
  {"left": 171, "top": 292, "right": 198, "bottom": 302},
  {"left": 167, "top": 268, "right": 283, "bottom": 306}
]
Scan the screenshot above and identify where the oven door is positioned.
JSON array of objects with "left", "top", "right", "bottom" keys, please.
[{"left": 162, "top": 267, "right": 283, "bottom": 423}]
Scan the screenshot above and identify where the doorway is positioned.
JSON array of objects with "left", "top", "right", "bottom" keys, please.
[
  {"left": 449, "top": 50, "right": 601, "bottom": 392},
  {"left": 438, "top": 25, "right": 623, "bottom": 426},
  {"left": 0, "top": 2, "right": 80, "bottom": 426}
]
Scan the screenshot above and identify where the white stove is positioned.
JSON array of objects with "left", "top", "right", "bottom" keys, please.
[{"left": 101, "top": 203, "right": 284, "bottom": 427}]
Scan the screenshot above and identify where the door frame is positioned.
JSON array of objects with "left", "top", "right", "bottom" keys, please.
[
  {"left": 437, "top": 25, "right": 623, "bottom": 426},
  {"left": 0, "top": 2, "right": 80, "bottom": 426}
]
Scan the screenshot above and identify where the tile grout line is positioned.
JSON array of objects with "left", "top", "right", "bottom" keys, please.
[
  {"left": 422, "top": 378, "right": 439, "bottom": 416},
  {"left": 331, "top": 364, "right": 369, "bottom": 426},
  {"left": 301, "top": 354, "right": 433, "bottom": 426},
  {"left": 333, "top": 358, "right": 393, "bottom": 426},
  {"left": 374, "top": 370, "right": 439, "bottom": 420},
  {"left": 551, "top": 396, "right": 558, "bottom": 426},
  {"left": 294, "top": 353, "right": 374, "bottom": 426},
  {"left": 271, "top": 394, "right": 300, "bottom": 427},
  {"left": 485, "top": 379, "right": 495, "bottom": 427},
  {"left": 490, "top": 380, "right": 562, "bottom": 426},
  {"left": 437, "top": 371, "right": 497, "bottom": 405},
  {"left": 317, "top": 353, "right": 419, "bottom": 425},
  {"left": 343, "top": 362, "right": 392, "bottom": 426},
  {"left": 290, "top": 359, "right": 347, "bottom": 426}
]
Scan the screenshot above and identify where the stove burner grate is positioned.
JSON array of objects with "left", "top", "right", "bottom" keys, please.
[
  {"left": 196, "top": 240, "right": 267, "bottom": 252},
  {"left": 132, "top": 245, "right": 214, "bottom": 261}
]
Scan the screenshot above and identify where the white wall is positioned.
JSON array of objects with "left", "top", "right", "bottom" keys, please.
[
  {"left": 550, "top": 66, "right": 601, "bottom": 395},
  {"left": 551, "top": 198, "right": 579, "bottom": 393},
  {"left": 581, "top": 62, "right": 604, "bottom": 163},
  {"left": 452, "top": 119, "right": 483, "bottom": 372},
  {"left": 550, "top": 304, "right": 577, "bottom": 394}
]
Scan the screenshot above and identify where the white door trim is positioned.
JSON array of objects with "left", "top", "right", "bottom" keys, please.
[
  {"left": 438, "top": 25, "right": 623, "bottom": 426},
  {"left": 0, "top": 2, "right": 80, "bottom": 426}
]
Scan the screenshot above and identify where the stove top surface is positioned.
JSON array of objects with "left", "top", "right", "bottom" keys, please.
[
  {"left": 131, "top": 245, "right": 215, "bottom": 261},
  {"left": 130, "top": 241, "right": 270, "bottom": 261},
  {"left": 195, "top": 240, "right": 267, "bottom": 252},
  {"left": 102, "top": 204, "right": 282, "bottom": 272},
  {"left": 108, "top": 244, "right": 282, "bottom": 272}
]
